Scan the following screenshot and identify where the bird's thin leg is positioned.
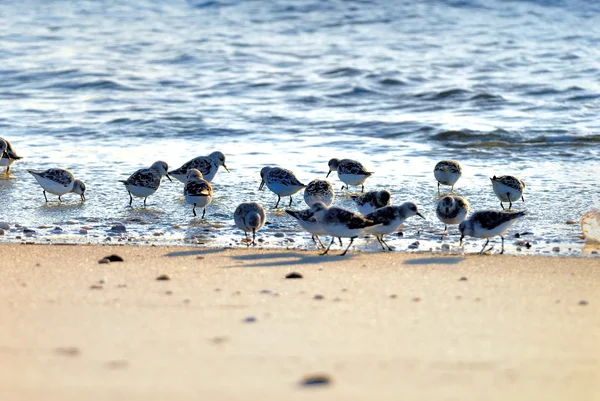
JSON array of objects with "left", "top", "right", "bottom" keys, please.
[
  {"left": 500, "top": 235, "right": 505, "bottom": 254},
  {"left": 380, "top": 236, "right": 393, "bottom": 251},
  {"left": 451, "top": 185, "right": 454, "bottom": 192},
  {"left": 128, "top": 191, "right": 133, "bottom": 206},
  {"left": 252, "top": 229, "right": 256, "bottom": 246},
  {"left": 288, "top": 196, "right": 293, "bottom": 207},
  {"left": 500, "top": 201, "right": 505, "bottom": 210},
  {"left": 244, "top": 231, "right": 249, "bottom": 247},
  {"left": 202, "top": 208, "right": 206, "bottom": 219},
  {"left": 6, "top": 166, "right": 10, "bottom": 173},
  {"left": 361, "top": 185, "right": 364, "bottom": 193},
  {"left": 441, "top": 224, "right": 448, "bottom": 241},
  {"left": 338, "top": 237, "right": 343, "bottom": 246},
  {"left": 192, "top": 204, "right": 197, "bottom": 217},
  {"left": 437, "top": 182, "right": 440, "bottom": 194},
  {"left": 275, "top": 195, "right": 281, "bottom": 208},
  {"left": 479, "top": 239, "right": 490, "bottom": 255},
  {"left": 376, "top": 235, "right": 386, "bottom": 251},
  {"left": 58, "top": 195, "right": 63, "bottom": 202},
  {"left": 507, "top": 193, "right": 512, "bottom": 209},
  {"left": 320, "top": 237, "right": 336, "bottom": 256},
  {"left": 144, "top": 197, "right": 147, "bottom": 207},
  {"left": 43, "top": 190, "right": 48, "bottom": 203},
  {"left": 315, "top": 235, "right": 325, "bottom": 248},
  {"left": 341, "top": 185, "right": 346, "bottom": 191},
  {"left": 339, "top": 237, "right": 356, "bottom": 256},
  {"left": 521, "top": 195, "right": 525, "bottom": 202}
]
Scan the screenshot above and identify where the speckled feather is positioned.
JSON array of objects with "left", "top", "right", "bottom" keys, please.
[
  {"left": 337, "top": 159, "right": 372, "bottom": 176},
  {"left": 470, "top": 210, "right": 525, "bottom": 230},
  {"left": 266, "top": 168, "right": 305, "bottom": 187},
  {"left": 434, "top": 160, "right": 462, "bottom": 174},
  {"left": 184, "top": 180, "right": 212, "bottom": 197},
  {"left": 29, "top": 168, "right": 74, "bottom": 187},
  {"left": 121, "top": 169, "right": 161, "bottom": 190},
  {"left": 492, "top": 175, "right": 525, "bottom": 190}
]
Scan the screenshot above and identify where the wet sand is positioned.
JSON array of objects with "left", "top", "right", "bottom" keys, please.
[{"left": 0, "top": 244, "right": 598, "bottom": 401}]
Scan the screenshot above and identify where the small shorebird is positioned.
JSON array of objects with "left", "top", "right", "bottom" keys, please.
[
  {"left": 351, "top": 189, "right": 391, "bottom": 216},
  {"left": 490, "top": 175, "right": 525, "bottom": 209},
  {"left": 326, "top": 158, "right": 373, "bottom": 192},
  {"left": 119, "top": 161, "right": 172, "bottom": 206},
  {"left": 234, "top": 202, "right": 266, "bottom": 246},
  {"left": 184, "top": 169, "right": 212, "bottom": 218},
  {"left": 436, "top": 194, "right": 469, "bottom": 239},
  {"left": 304, "top": 179, "right": 335, "bottom": 207},
  {"left": 286, "top": 207, "right": 343, "bottom": 249},
  {"left": 28, "top": 168, "right": 86, "bottom": 202},
  {"left": 170, "top": 151, "right": 230, "bottom": 183},
  {"left": 310, "top": 202, "right": 379, "bottom": 256},
  {"left": 364, "top": 203, "right": 424, "bottom": 251},
  {"left": 0, "top": 137, "right": 22, "bottom": 173},
  {"left": 459, "top": 210, "right": 526, "bottom": 254},
  {"left": 259, "top": 166, "right": 306, "bottom": 208},
  {"left": 434, "top": 160, "right": 462, "bottom": 193}
]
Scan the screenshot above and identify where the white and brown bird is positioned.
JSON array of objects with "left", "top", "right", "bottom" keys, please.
[
  {"left": 28, "top": 168, "right": 86, "bottom": 202},
  {"left": 459, "top": 210, "right": 526, "bottom": 254},
  {"left": 119, "top": 161, "right": 172, "bottom": 206},
  {"left": 170, "top": 151, "right": 230, "bottom": 183},
  {"left": 234, "top": 202, "right": 266, "bottom": 246},
  {"left": 434, "top": 160, "right": 462, "bottom": 193},
  {"left": 259, "top": 166, "right": 306, "bottom": 208},
  {"left": 326, "top": 158, "right": 373, "bottom": 192},
  {"left": 436, "top": 195, "right": 469, "bottom": 239},
  {"left": 364, "top": 203, "right": 424, "bottom": 251},
  {"left": 0, "top": 137, "right": 22, "bottom": 173},
  {"left": 490, "top": 175, "right": 525, "bottom": 210},
  {"left": 184, "top": 168, "right": 212, "bottom": 218},
  {"left": 310, "top": 202, "right": 379, "bottom": 256},
  {"left": 351, "top": 189, "right": 391, "bottom": 216},
  {"left": 304, "top": 179, "right": 335, "bottom": 207}
]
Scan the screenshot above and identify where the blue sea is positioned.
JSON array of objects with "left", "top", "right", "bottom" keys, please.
[{"left": 1, "top": 0, "right": 599, "bottom": 255}]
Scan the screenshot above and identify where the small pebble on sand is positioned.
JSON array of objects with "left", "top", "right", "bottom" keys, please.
[
  {"left": 156, "top": 274, "right": 170, "bottom": 281},
  {"left": 285, "top": 272, "right": 303, "bottom": 279},
  {"left": 300, "top": 374, "right": 332, "bottom": 387}
]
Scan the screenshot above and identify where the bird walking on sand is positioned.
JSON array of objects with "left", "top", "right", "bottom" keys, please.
[
  {"left": 234, "top": 202, "right": 266, "bottom": 246},
  {"left": 459, "top": 210, "right": 526, "bottom": 254},
  {"left": 119, "top": 161, "right": 172, "bottom": 206},
  {"left": 490, "top": 175, "right": 525, "bottom": 210},
  {"left": 184, "top": 169, "right": 212, "bottom": 218},
  {"left": 28, "top": 168, "right": 86, "bottom": 202},
  {"left": 326, "top": 158, "right": 373, "bottom": 192},
  {"left": 259, "top": 166, "right": 306, "bottom": 208}
]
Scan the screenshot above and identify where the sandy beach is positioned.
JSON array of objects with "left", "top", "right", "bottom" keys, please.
[{"left": 0, "top": 244, "right": 598, "bottom": 401}]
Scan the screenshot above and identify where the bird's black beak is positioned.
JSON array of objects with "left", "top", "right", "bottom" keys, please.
[
  {"left": 259, "top": 179, "right": 265, "bottom": 191},
  {"left": 326, "top": 170, "right": 331, "bottom": 178},
  {"left": 417, "top": 212, "right": 425, "bottom": 219},
  {"left": 166, "top": 173, "right": 173, "bottom": 182},
  {"left": 224, "top": 164, "right": 230, "bottom": 173}
]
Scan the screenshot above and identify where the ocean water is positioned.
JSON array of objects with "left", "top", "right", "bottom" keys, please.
[{"left": 1, "top": 0, "right": 599, "bottom": 255}]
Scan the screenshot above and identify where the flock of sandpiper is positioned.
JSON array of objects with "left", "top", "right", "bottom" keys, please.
[{"left": 1, "top": 136, "right": 527, "bottom": 255}]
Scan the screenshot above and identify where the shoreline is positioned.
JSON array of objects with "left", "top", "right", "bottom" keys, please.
[{"left": 1, "top": 244, "right": 598, "bottom": 400}]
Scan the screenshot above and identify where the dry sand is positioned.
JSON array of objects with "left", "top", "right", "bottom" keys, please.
[{"left": 0, "top": 244, "right": 598, "bottom": 401}]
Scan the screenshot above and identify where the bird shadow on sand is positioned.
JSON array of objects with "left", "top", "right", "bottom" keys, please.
[
  {"left": 403, "top": 257, "right": 466, "bottom": 265},
  {"left": 164, "top": 249, "right": 225, "bottom": 258},
  {"left": 226, "top": 251, "right": 357, "bottom": 268}
]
